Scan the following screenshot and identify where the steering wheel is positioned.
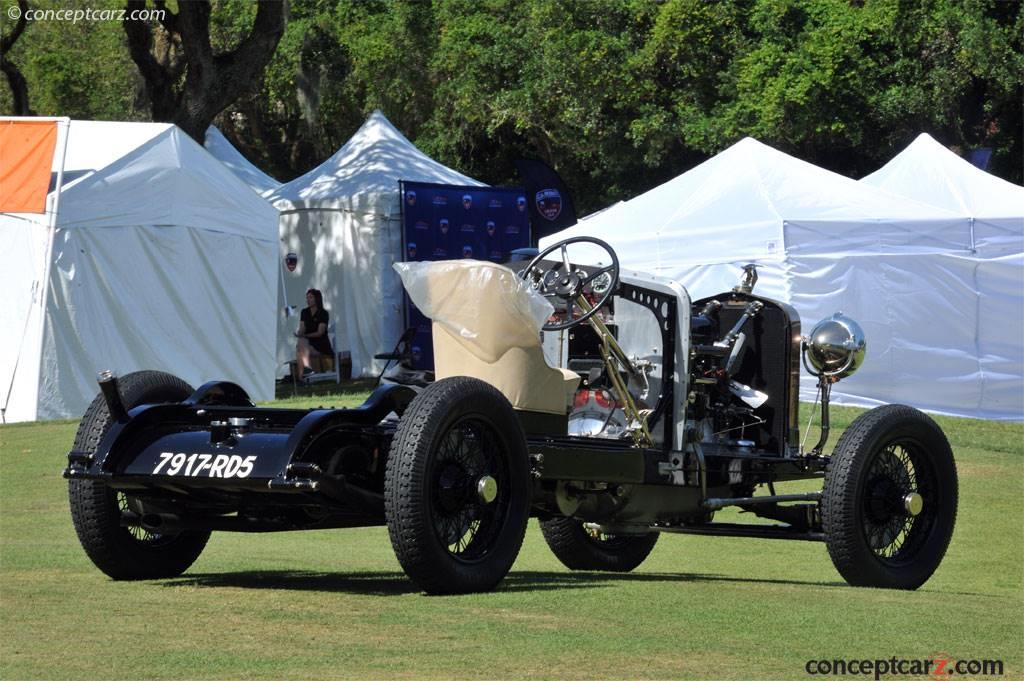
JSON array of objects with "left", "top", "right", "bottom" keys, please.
[{"left": 519, "top": 237, "right": 620, "bottom": 331}]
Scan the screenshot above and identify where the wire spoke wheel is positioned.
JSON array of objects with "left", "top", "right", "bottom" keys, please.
[
  {"left": 116, "top": 492, "right": 175, "bottom": 545},
  {"left": 539, "top": 516, "right": 659, "bottom": 572},
  {"left": 822, "top": 404, "right": 957, "bottom": 590},
  {"left": 860, "top": 442, "right": 936, "bottom": 563},
  {"left": 68, "top": 370, "right": 211, "bottom": 580},
  {"left": 429, "top": 418, "right": 509, "bottom": 562},
  {"left": 386, "top": 377, "right": 530, "bottom": 594}
]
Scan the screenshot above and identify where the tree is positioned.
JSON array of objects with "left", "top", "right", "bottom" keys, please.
[
  {"left": 1, "top": 0, "right": 32, "bottom": 114},
  {"left": 667, "top": 0, "right": 1022, "bottom": 181},
  {"left": 123, "top": 0, "right": 286, "bottom": 144},
  {"left": 4, "top": 0, "right": 140, "bottom": 121},
  {"left": 418, "top": 0, "right": 665, "bottom": 211},
  {"left": 3, "top": 0, "right": 1019, "bottom": 190},
  {"left": 202, "top": 0, "right": 1020, "bottom": 199}
]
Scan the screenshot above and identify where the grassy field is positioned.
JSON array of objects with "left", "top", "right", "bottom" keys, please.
[{"left": 1, "top": 386, "right": 1021, "bottom": 681}]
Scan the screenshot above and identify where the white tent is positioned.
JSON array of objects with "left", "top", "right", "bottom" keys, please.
[
  {"left": 861, "top": 133, "right": 1024, "bottom": 419},
  {"left": 542, "top": 137, "right": 1022, "bottom": 420},
  {"left": 266, "top": 110, "right": 483, "bottom": 377},
  {"left": 0, "top": 119, "right": 280, "bottom": 423},
  {"left": 204, "top": 126, "right": 282, "bottom": 195}
]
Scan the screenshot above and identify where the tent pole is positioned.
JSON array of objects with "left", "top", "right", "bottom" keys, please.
[
  {"left": 0, "top": 118, "right": 70, "bottom": 423},
  {"left": 278, "top": 242, "right": 288, "bottom": 314},
  {"left": 33, "top": 118, "right": 71, "bottom": 417}
]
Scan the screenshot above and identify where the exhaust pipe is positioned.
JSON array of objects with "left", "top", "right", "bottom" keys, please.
[
  {"left": 97, "top": 370, "right": 129, "bottom": 422},
  {"left": 140, "top": 513, "right": 181, "bottom": 534}
]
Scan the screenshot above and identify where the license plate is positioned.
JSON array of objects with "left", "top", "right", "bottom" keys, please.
[{"left": 152, "top": 452, "right": 257, "bottom": 478}]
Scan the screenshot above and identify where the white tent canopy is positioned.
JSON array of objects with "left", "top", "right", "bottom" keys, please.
[
  {"left": 862, "top": 133, "right": 1024, "bottom": 419},
  {"left": 862, "top": 133, "right": 1024, "bottom": 220},
  {"left": 266, "top": 110, "right": 483, "bottom": 377},
  {"left": 1, "top": 119, "right": 279, "bottom": 423},
  {"left": 204, "top": 126, "right": 282, "bottom": 195},
  {"left": 543, "top": 137, "right": 1021, "bottom": 420}
]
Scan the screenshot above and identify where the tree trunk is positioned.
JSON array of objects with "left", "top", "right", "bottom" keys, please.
[
  {"left": 1, "top": 0, "right": 32, "bottom": 115},
  {"left": 123, "top": 0, "right": 286, "bottom": 145}
]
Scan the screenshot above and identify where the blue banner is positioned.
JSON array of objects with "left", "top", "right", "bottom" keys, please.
[{"left": 400, "top": 181, "right": 532, "bottom": 370}]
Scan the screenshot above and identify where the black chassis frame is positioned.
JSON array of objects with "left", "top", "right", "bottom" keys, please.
[{"left": 65, "top": 280, "right": 829, "bottom": 542}]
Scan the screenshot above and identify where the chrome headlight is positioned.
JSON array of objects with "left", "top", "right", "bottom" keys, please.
[{"left": 803, "top": 313, "right": 866, "bottom": 379}]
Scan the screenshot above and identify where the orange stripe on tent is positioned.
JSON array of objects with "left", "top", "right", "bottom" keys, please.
[{"left": 0, "top": 120, "right": 58, "bottom": 214}]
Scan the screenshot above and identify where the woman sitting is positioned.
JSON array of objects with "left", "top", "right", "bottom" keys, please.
[{"left": 293, "top": 288, "right": 334, "bottom": 380}]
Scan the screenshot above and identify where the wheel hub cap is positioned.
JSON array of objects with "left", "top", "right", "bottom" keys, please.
[
  {"left": 903, "top": 492, "right": 924, "bottom": 517},
  {"left": 476, "top": 475, "right": 498, "bottom": 504}
]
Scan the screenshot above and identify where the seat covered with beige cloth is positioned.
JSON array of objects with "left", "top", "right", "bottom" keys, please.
[{"left": 395, "top": 260, "right": 580, "bottom": 416}]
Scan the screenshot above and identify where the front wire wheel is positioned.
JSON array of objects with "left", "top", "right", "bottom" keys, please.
[
  {"left": 430, "top": 417, "right": 510, "bottom": 562},
  {"left": 822, "top": 405, "right": 957, "bottom": 590},
  {"left": 861, "top": 442, "right": 936, "bottom": 562},
  {"left": 385, "top": 377, "right": 531, "bottom": 594}
]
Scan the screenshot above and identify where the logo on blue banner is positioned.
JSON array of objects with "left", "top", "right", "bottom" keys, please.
[
  {"left": 401, "top": 181, "right": 531, "bottom": 372},
  {"left": 535, "top": 188, "right": 563, "bottom": 221}
]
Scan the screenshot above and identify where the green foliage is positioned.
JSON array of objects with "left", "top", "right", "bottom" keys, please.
[
  {"left": 2, "top": 0, "right": 1021, "bottom": 207},
  {"left": 679, "top": 0, "right": 1022, "bottom": 177},
  {"left": 0, "top": 0, "right": 142, "bottom": 120},
  {"left": 415, "top": 0, "right": 670, "bottom": 207},
  {"left": 208, "top": 0, "right": 257, "bottom": 52}
]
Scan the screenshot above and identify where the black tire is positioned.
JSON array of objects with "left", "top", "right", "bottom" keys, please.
[
  {"left": 540, "top": 517, "right": 658, "bottom": 572},
  {"left": 822, "top": 404, "right": 957, "bottom": 590},
  {"left": 68, "top": 370, "right": 211, "bottom": 580},
  {"left": 384, "top": 377, "right": 530, "bottom": 594}
]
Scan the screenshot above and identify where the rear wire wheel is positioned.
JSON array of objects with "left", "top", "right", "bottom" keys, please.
[
  {"left": 540, "top": 517, "right": 658, "bottom": 572},
  {"left": 385, "top": 377, "right": 530, "bottom": 594},
  {"left": 68, "top": 370, "right": 211, "bottom": 580},
  {"left": 117, "top": 492, "right": 174, "bottom": 546},
  {"left": 822, "top": 405, "right": 957, "bottom": 589}
]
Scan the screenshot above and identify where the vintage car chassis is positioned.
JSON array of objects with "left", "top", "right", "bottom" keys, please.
[
  {"left": 64, "top": 241, "right": 957, "bottom": 594},
  {"left": 65, "top": 380, "right": 829, "bottom": 537}
]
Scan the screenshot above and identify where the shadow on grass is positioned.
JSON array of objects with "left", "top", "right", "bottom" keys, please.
[
  {"left": 165, "top": 569, "right": 847, "bottom": 596},
  {"left": 167, "top": 570, "right": 420, "bottom": 596}
]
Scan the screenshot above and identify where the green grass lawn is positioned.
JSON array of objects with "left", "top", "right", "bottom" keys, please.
[{"left": 1, "top": 388, "right": 1021, "bottom": 680}]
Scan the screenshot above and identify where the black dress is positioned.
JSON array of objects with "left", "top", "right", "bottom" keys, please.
[{"left": 300, "top": 307, "right": 333, "bottom": 355}]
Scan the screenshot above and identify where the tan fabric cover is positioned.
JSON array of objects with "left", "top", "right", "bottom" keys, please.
[
  {"left": 396, "top": 259, "right": 551, "bottom": 362},
  {"left": 401, "top": 259, "right": 579, "bottom": 414},
  {"left": 433, "top": 323, "right": 580, "bottom": 415}
]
